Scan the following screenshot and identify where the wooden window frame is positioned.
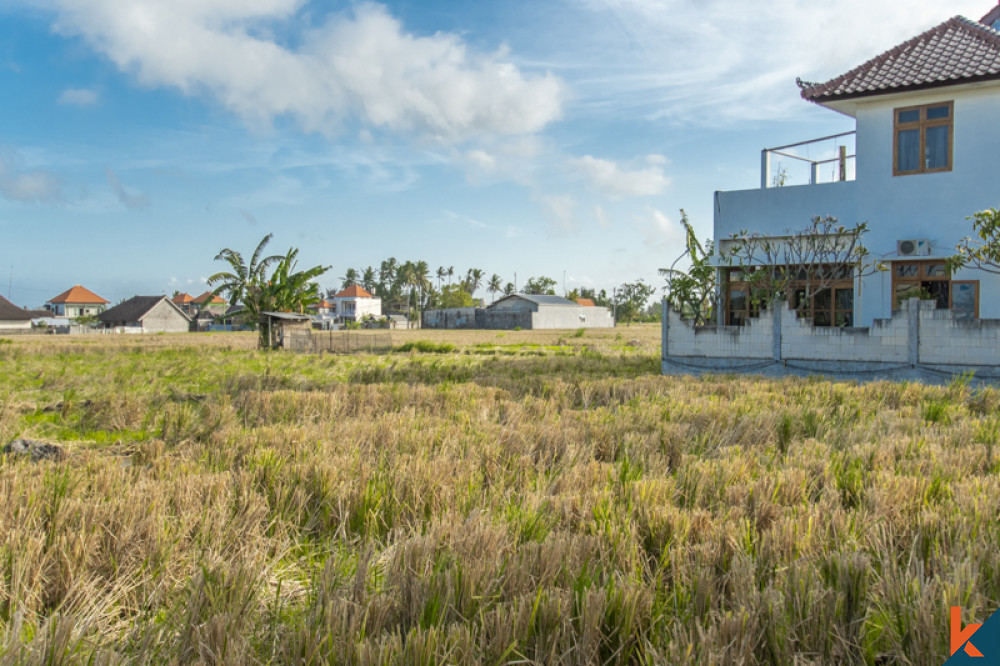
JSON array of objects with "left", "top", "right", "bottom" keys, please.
[
  {"left": 891, "top": 260, "right": 979, "bottom": 318},
  {"left": 893, "top": 101, "right": 954, "bottom": 176},
  {"left": 724, "top": 266, "right": 854, "bottom": 327}
]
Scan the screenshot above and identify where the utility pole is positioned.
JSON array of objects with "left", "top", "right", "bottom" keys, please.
[
  {"left": 514, "top": 272, "right": 517, "bottom": 293},
  {"left": 563, "top": 270, "right": 566, "bottom": 297}
]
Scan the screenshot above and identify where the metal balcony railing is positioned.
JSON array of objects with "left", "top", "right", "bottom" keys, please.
[{"left": 761, "top": 131, "right": 856, "bottom": 189}]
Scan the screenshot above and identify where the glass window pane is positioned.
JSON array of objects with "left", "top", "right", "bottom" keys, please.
[
  {"left": 814, "top": 289, "right": 831, "bottom": 311},
  {"left": 897, "top": 109, "right": 920, "bottom": 123},
  {"left": 895, "top": 263, "right": 919, "bottom": 278},
  {"left": 925, "top": 126, "right": 950, "bottom": 169},
  {"left": 897, "top": 129, "right": 920, "bottom": 171},
  {"left": 952, "top": 282, "right": 977, "bottom": 320},
  {"left": 813, "top": 311, "right": 831, "bottom": 327},
  {"left": 728, "top": 287, "right": 747, "bottom": 310},
  {"left": 835, "top": 288, "right": 854, "bottom": 311},
  {"left": 925, "top": 264, "right": 948, "bottom": 278},
  {"left": 926, "top": 105, "right": 950, "bottom": 120},
  {"left": 925, "top": 281, "right": 949, "bottom": 309}
]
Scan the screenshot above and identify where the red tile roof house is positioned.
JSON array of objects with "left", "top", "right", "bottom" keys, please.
[
  {"left": 45, "top": 285, "right": 109, "bottom": 318},
  {"left": 664, "top": 8, "right": 1000, "bottom": 383},
  {"left": 331, "top": 285, "right": 382, "bottom": 322}
]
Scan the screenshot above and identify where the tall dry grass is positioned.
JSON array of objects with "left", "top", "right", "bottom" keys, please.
[{"left": 0, "top": 331, "right": 996, "bottom": 664}]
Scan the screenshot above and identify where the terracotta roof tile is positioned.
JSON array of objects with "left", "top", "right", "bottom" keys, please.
[
  {"left": 575, "top": 298, "right": 596, "bottom": 307},
  {"left": 47, "top": 285, "right": 109, "bottom": 305},
  {"left": 801, "top": 17, "right": 1000, "bottom": 103},
  {"left": 192, "top": 291, "right": 227, "bottom": 305},
  {"left": 171, "top": 293, "right": 194, "bottom": 304},
  {"left": 334, "top": 285, "right": 374, "bottom": 298}
]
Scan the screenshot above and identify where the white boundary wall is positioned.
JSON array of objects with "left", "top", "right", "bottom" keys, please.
[{"left": 663, "top": 298, "right": 1000, "bottom": 382}]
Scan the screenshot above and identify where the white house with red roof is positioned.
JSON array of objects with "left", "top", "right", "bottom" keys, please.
[
  {"left": 664, "top": 7, "right": 1000, "bottom": 382},
  {"left": 710, "top": 10, "right": 1000, "bottom": 329},
  {"left": 45, "top": 285, "right": 110, "bottom": 318},
  {"left": 331, "top": 285, "right": 381, "bottom": 322}
]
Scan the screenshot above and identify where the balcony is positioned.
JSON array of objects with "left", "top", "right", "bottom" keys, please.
[
  {"left": 760, "top": 131, "right": 856, "bottom": 189},
  {"left": 717, "top": 131, "right": 859, "bottom": 241}
]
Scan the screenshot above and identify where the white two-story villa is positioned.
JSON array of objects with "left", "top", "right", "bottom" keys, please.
[
  {"left": 664, "top": 7, "right": 1000, "bottom": 383},
  {"left": 715, "top": 10, "right": 1000, "bottom": 329}
]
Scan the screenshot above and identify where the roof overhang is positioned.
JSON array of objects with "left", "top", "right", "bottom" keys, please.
[{"left": 810, "top": 76, "right": 1000, "bottom": 117}]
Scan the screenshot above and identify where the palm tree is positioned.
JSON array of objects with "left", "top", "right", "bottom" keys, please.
[
  {"left": 465, "top": 268, "right": 485, "bottom": 296},
  {"left": 436, "top": 266, "right": 447, "bottom": 292},
  {"left": 206, "top": 233, "right": 281, "bottom": 329},
  {"left": 361, "top": 266, "right": 377, "bottom": 294},
  {"left": 414, "top": 260, "right": 431, "bottom": 311},
  {"left": 447, "top": 266, "right": 455, "bottom": 286},
  {"left": 397, "top": 260, "right": 416, "bottom": 318},
  {"left": 487, "top": 274, "right": 503, "bottom": 303},
  {"left": 341, "top": 268, "right": 359, "bottom": 289}
]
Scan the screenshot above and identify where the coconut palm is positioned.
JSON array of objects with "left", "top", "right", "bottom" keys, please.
[
  {"left": 361, "top": 266, "right": 377, "bottom": 294},
  {"left": 340, "top": 268, "right": 359, "bottom": 289},
  {"left": 487, "top": 273, "right": 503, "bottom": 303},
  {"left": 464, "top": 268, "right": 485, "bottom": 296}
]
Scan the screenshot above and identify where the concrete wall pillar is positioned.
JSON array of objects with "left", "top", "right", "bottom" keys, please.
[
  {"left": 662, "top": 297, "right": 668, "bottom": 359},
  {"left": 772, "top": 304, "right": 782, "bottom": 361},
  {"left": 907, "top": 298, "right": 919, "bottom": 366}
]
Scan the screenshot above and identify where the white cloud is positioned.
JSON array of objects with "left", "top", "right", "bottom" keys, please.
[
  {"left": 40, "top": 1, "right": 565, "bottom": 141},
  {"left": 638, "top": 206, "right": 684, "bottom": 250},
  {"left": 563, "top": 0, "right": 988, "bottom": 124},
  {"left": 57, "top": 88, "right": 98, "bottom": 106},
  {"left": 533, "top": 194, "right": 577, "bottom": 236},
  {"left": 0, "top": 150, "right": 62, "bottom": 203},
  {"left": 105, "top": 167, "right": 150, "bottom": 209},
  {"left": 594, "top": 205, "right": 611, "bottom": 228},
  {"left": 569, "top": 154, "right": 670, "bottom": 197},
  {"left": 465, "top": 149, "right": 496, "bottom": 172}
]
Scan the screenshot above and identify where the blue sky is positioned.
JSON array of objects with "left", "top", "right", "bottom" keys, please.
[{"left": 0, "top": 0, "right": 990, "bottom": 305}]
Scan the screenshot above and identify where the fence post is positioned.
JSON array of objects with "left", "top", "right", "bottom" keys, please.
[{"left": 907, "top": 298, "right": 919, "bottom": 366}]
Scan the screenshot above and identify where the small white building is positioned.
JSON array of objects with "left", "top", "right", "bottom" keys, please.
[
  {"left": 46, "top": 285, "right": 109, "bottom": 318},
  {"left": 331, "top": 285, "right": 381, "bottom": 322}
]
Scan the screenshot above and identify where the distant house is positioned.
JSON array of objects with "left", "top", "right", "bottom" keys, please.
[
  {"left": 192, "top": 291, "right": 228, "bottom": 315},
  {"left": 332, "top": 285, "right": 381, "bottom": 322},
  {"left": 575, "top": 298, "right": 596, "bottom": 307},
  {"left": 0, "top": 294, "right": 48, "bottom": 331},
  {"left": 424, "top": 294, "right": 615, "bottom": 330},
  {"left": 171, "top": 292, "right": 196, "bottom": 315},
  {"left": 97, "top": 296, "right": 192, "bottom": 333},
  {"left": 487, "top": 294, "right": 614, "bottom": 329},
  {"left": 46, "top": 285, "right": 109, "bottom": 318}
]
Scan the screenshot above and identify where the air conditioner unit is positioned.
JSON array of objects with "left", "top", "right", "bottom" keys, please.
[{"left": 897, "top": 238, "right": 932, "bottom": 257}]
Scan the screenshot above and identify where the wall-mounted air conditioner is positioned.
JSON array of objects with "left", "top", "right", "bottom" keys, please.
[{"left": 897, "top": 239, "right": 932, "bottom": 257}]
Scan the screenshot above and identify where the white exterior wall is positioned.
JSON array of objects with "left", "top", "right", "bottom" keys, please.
[
  {"left": 779, "top": 306, "right": 908, "bottom": 363},
  {"left": 666, "top": 299, "right": 999, "bottom": 368},
  {"left": 0, "top": 320, "right": 32, "bottom": 330},
  {"left": 918, "top": 304, "right": 1000, "bottom": 366},
  {"left": 531, "top": 306, "right": 614, "bottom": 329},
  {"left": 665, "top": 307, "right": 772, "bottom": 359},
  {"left": 139, "top": 300, "right": 191, "bottom": 333},
  {"left": 714, "top": 81, "right": 1000, "bottom": 327},
  {"left": 333, "top": 296, "right": 381, "bottom": 320}
]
